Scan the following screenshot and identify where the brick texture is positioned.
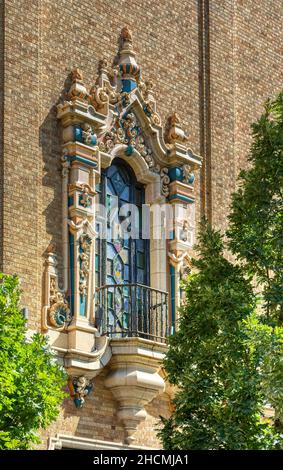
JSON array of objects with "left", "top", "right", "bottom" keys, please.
[
  {"left": 1, "top": 0, "right": 283, "bottom": 448},
  {"left": 39, "top": 368, "right": 171, "bottom": 450}
]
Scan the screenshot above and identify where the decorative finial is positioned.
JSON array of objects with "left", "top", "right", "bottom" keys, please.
[
  {"left": 46, "top": 242, "right": 56, "bottom": 254},
  {"left": 71, "top": 67, "right": 83, "bottom": 82},
  {"left": 67, "top": 67, "right": 88, "bottom": 101},
  {"left": 120, "top": 26, "right": 133, "bottom": 45},
  {"left": 118, "top": 26, "right": 140, "bottom": 93},
  {"left": 166, "top": 112, "right": 189, "bottom": 145},
  {"left": 98, "top": 58, "right": 108, "bottom": 75},
  {"left": 170, "top": 112, "right": 181, "bottom": 126}
]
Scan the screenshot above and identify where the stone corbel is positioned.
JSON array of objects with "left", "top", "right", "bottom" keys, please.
[
  {"left": 68, "top": 375, "right": 93, "bottom": 408},
  {"left": 104, "top": 338, "right": 167, "bottom": 444},
  {"left": 168, "top": 250, "right": 192, "bottom": 268}
]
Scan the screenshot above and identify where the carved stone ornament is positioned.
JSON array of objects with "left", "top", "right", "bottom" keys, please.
[
  {"left": 67, "top": 67, "right": 88, "bottom": 102},
  {"left": 182, "top": 164, "right": 195, "bottom": 184},
  {"left": 120, "top": 25, "right": 133, "bottom": 44},
  {"left": 166, "top": 112, "right": 189, "bottom": 145},
  {"left": 68, "top": 376, "right": 93, "bottom": 408},
  {"left": 42, "top": 246, "right": 72, "bottom": 331},
  {"left": 48, "top": 277, "right": 72, "bottom": 328},
  {"left": 53, "top": 28, "right": 203, "bottom": 430},
  {"left": 179, "top": 220, "right": 189, "bottom": 242},
  {"left": 79, "top": 185, "right": 92, "bottom": 208},
  {"left": 79, "top": 232, "right": 92, "bottom": 297}
]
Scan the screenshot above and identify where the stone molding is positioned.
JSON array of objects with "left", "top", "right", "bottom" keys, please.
[{"left": 48, "top": 434, "right": 157, "bottom": 450}]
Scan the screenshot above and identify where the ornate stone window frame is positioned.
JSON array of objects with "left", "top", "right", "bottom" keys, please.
[{"left": 42, "top": 26, "right": 202, "bottom": 445}]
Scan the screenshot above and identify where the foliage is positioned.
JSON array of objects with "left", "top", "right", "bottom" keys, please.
[
  {"left": 227, "top": 92, "right": 283, "bottom": 324},
  {"left": 159, "top": 222, "right": 283, "bottom": 450},
  {"left": 0, "top": 274, "right": 67, "bottom": 449}
]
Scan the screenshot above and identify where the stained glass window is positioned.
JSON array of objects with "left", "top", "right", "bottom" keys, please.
[{"left": 95, "top": 158, "right": 150, "bottom": 333}]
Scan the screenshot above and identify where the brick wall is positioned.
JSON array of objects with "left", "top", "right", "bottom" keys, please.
[
  {"left": 208, "top": 0, "right": 283, "bottom": 230},
  {"left": 2, "top": 0, "right": 283, "bottom": 448},
  {"left": 39, "top": 368, "right": 171, "bottom": 450},
  {"left": 0, "top": 0, "right": 4, "bottom": 269}
]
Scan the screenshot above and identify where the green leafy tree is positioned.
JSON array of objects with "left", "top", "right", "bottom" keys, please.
[
  {"left": 159, "top": 222, "right": 282, "bottom": 450},
  {"left": 0, "top": 274, "right": 67, "bottom": 449},
  {"left": 227, "top": 92, "right": 283, "bottom": 324}
]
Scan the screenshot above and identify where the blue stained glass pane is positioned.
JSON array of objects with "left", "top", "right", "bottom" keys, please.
[
  {"left": 136, "top": 286, "right": 142, "bottom": 298},
  {"left": 123, "top": 286, "right": 129, "bottom": 297},
  {"left": 124, "top": 265, "right": 129, "bottom": 281},
  {"left": 115, "top": 290, "right": 122, "bottom": 313},
  {"left": 107, "top": 275, "right": 115, "bottom": 285},
  {"left": 122, "top": 312, "right": 129, "bottom": 328},
  {"left": 108, "top": 311, "right": 115, "bottom": 326},
  {"left": 120, "top": 185, "right": 130, "bottom": 201},
  {"left": 107, "top": 180, "right": 115, "bottom": 195},
  {"left": 107, "top": 165, "right": 116, "bottom": 178},
  {"left": 111, "top": 171, "right": 125, "bottom": 195},
  {"left": 108, "top": 292, "right": 113, "bottom": 309},
  {"left": 137, "top": 269, "right": 144, "bottom": 283},
  {"left": 107, "top": 259, "right": 113, "bottom": 275},
  {"left": 95, "top": 254, "right": 100, "bottom": 271},
  {"left": 113, "top": 255, "right": 123, "bottom": 283},
  {"left": 137, "top": 252, "right": 144, "bottom": 269},
  {"left": 123, "top": 236, "right": 130, "bottom": 248},
  {"left": 136, "top": 239, "right": 144, "bottom": 250},
  {"left": 107, "top": 243, "right": 117, "bottom": 259},
  {"left": 120, "top": 248, "right": 129, "bottom": 264}
]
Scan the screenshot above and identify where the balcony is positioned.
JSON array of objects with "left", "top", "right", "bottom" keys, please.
[
  {"left": 95, "top": 283, "right": 169, "bottom": 443},
  {"left": 95, "top": 283, "right": 169, "bottom": 344}
]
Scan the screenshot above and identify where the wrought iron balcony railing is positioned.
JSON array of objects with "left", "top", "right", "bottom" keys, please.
[{"left": 95, "top": 283, "right": 169, "bottom": 343}]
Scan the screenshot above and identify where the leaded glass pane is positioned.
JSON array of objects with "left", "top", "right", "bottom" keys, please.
[{"left": 97, "top": 159, "right": 150, "bottom": 336}]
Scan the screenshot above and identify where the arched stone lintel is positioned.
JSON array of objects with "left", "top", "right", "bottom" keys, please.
[{"left": 108, "top": 144, "right": 158, "bottom": 186}]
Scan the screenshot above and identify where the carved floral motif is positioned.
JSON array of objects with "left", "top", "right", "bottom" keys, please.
[
  {"left": 79, "top": 232, "right": 92, "bottom": 297},
  {"left": 48, "top": 277, "right": 71, "bottom": 328},
  {"left": 82, "top": 123, "right": 97, "bottom": 146},
  {"left": 160, "top": 168, "right": 170, "bottom": 198},
  {"left": 79, "top": 185, "right": 92, "bottom": 208},
  {"left": 138, "top": 77, "right": 161, "bottom": 126},
  {"left": 99, "top": 111, "right": 170, "bottom": 196}
]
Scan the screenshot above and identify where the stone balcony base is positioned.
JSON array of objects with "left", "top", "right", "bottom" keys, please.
[{"left": 104, "top": 336, "right": 167, "bottom": 444}]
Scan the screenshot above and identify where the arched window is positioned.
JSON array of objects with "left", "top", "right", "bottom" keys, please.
[{"left": 95, "top": 158, "right": 151, "bottom": 336}]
